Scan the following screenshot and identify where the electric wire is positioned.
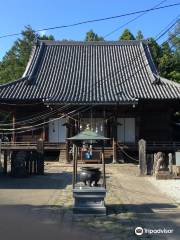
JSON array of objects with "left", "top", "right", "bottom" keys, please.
[
  {"left": 0, "top": 2, "right": 179, "bottom": 39},
  {"left": 155, "top": 19, "right": 180, "bottom": 41},
  {"left": 0, "top": 34, "right": 176, "bottom": 132},
  {"left": 0, "top": 32, "right": 178, "bottom": 135},
  {"left": 103, "top": 0, "right": 168, "bottom": 39},
  {"left": 154, "top": 14, "right": 180, "bottom": 39}
]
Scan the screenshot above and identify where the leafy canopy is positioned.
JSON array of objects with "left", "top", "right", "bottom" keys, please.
[
  {"left": 85, "top": 30, "right": 104, "bottom": 41},
  {"left": 0, "top": 26, "right": 54, "bottom": 84},
  {"left": 119, "top": 29, "right": 135, "bottom": 40}
]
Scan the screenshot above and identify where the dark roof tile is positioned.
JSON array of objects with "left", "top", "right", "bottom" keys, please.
[{"left": 0, "top": 40, "right": 179, "bottom": 103}]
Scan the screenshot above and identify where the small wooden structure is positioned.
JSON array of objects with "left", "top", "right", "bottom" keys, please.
[{"left": 68, "top": 129, "right": 109, "bottom": 215}]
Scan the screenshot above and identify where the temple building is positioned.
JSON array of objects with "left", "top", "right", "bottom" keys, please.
[{"left": 0, "top": 40, "right": 180, "bottom": 162}]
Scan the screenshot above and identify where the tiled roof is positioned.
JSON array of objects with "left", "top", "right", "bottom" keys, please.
[{"left": 0, "top": 40, "right": 179, "bottom": 104}]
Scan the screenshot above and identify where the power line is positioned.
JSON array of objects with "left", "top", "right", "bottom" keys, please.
[
  {"left": 0, "top": 52, "right": 143, "bottom": 131},
  {"left": 0, "top": 34, "right": 176, "bottom": 130},
  {"left": 103, "top": 0, "right": 168, "bottom": 39},
  {"left": 160, "top": 30, "right": 180, "bottom": 45},
  {"left": 0, "top": 2, "right": 180, "bottom": 39},
  {"left": 0, "top": 105, "right": 91, "bottom": 135},
  {"left": 0, "top": 35, "right": 175, "bottom": 134},
  {"left": 155, "top": 19, "right": 180, "bottom": 41},
  {"left": 155, "top": 14, "right": 180, "bottom": 39}
]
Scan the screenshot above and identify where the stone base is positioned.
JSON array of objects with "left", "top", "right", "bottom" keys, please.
[
  {"left": 73, "top": 186, "right": 106, "bottom": 215},
  {"left": 155, "top": 170, "right": 173, "bottom": 180}
]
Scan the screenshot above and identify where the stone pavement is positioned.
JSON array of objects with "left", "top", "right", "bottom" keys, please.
[{"left": 0, "top": 162, "right": 180, "bottom": 240}]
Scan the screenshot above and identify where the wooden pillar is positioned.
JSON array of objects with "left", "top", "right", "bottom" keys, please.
[
  {"left": 66, "top": 118, "right": 70, "bottom": 163},
  {"left": 112, "top": 138, "right": 117, "bottom": 163},
  {"left": 37, "top": 139, "right": 44, "bottom": 175},
  {"left": 0, "top": 140, "right": 2, "bottom": 171},
  {"left": 12, "top": 112, "right": 16, "bottom": 143},
  {"left": 112, "top": 114, "right": 117, "bottom": 163},
  {"left": 3, "top": 150, "right": 7, "bottom": 174},
  {"left": 0, "top": 139, "right": 1, "bottom": 165},
  {"left": 138, "top": 139, "right": 147, "bottom": 176},
  {"left": 42, "top": 121, "right": 46, "bottom": 141},
  {"left": 65, "top": 141, "right": 69, "bottom": 163},
  {"left": 72, "top": 144, "right": 76, "bottom": 189},
  {"left": 102, "top": 143, "right": 106, "bottom": 188},
  {"left": 75, "top": 145, "right": 78, "bottom": 184}
]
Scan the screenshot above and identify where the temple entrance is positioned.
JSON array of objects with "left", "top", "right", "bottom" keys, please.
[
  {"left": 117, "top": 118, "right": 135, "bottom": 143},
  {"left": 48, "top": 118, "right": 66, "bottom": 143}
]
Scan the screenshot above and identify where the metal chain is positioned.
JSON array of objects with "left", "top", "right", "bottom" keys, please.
[{"left": 119, "top": 147, "right": 139, "bottom": 163}]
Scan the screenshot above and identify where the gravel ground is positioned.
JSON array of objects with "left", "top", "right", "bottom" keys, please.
[
  {"left": 148, "top": 177, "right": 180, "bottom": 204},
  {"left": 1, "top": 162, "right": 180, "bottom": 240}
]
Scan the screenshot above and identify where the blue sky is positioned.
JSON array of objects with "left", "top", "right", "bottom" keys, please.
[{"left": 0, "top": 0, "right": 179, "bottom": 60}]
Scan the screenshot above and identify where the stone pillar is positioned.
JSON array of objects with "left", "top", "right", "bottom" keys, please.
[{"left": 138, "top": 139, "right": 147, "bottom": 176}]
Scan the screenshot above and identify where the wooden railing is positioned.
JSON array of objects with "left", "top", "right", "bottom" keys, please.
[
  {"left": 117, "top": 141, "right": 180, "bottom": 151},
  {"left": 0, "top": 140, "right": 180, "bottom": 152},
  {"left": 0, "top": 141, "right": 66, "bottom": 150}
]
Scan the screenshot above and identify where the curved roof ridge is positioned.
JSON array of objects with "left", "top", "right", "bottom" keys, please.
[
  {"left": 139, "top": 41, "right": 157, "bottom": 83},
  {"left": 22, "top": 44, "right": 37, "bottom": 77},
  {"left": 37, "top": 39, "right": 149, "bottom": 46}
]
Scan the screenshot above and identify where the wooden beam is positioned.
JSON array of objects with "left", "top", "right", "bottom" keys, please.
[
  {"left": 72, "top": 144, "right": 75, "bottom": 188},
  {"left": 75, "top": 145, "right": 78, "bottom": 184},
  {"left": 37, "top": 139, "right": 44, "bottom": 175},
  {"left": 3, "top": 150, "right": 7, "bottom": 174},
  {"left": 102, "top": 143, "right": 106, "bottom": 188},
  {"left": 12, "top": 112, "right": 16, "bottom": 143},
  {"left": 112, "top": 113, "right": 117, "bottom": 163}
]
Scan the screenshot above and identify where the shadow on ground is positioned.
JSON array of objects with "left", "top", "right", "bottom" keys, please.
[
  {"left": 108, "top": 203, "right": 178, "bottom": 214},
  {"left": 0, "top": 171, "right": 72, "bottom": 189},
  {"left": 0, "top": 202, "right": 179, "bottom": 240}
]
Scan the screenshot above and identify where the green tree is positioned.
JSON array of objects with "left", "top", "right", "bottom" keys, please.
[
  {"left": 39, "top": 34, "right": 54, "bottom": 40},
  {"left": 158, "top": 42, "right": 174, "bottom": 78},
  {"left": 85, "top": 30, "right": 104, "bottom": 41},
  {"left": 0, "top": 26, "right": 55, "bottom": 84},
  {"left": 136, "top": 30, "right": 144, "bottom": 40},
  {"left": 148, "top": 37, "right": 162, "bottom": 68},
  {"left": 119, "top": 29, "right": 135, "bottom": 40},
  {"left": 158, "top": 21, "right": 180, "bottom": 82},
  {"left": 168, "top": 21, "right": 180, "bottom": 82}
]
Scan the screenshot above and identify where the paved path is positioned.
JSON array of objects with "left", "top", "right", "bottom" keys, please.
[
  {"left": 0, "top": 163, "right": 179, "bottom": 240},
  {"left": 107, "top": 164, "right": 180, "bottom": 240}
]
